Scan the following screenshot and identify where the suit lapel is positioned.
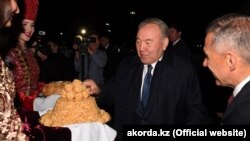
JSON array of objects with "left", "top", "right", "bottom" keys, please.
[
  {"left": 127, "top": 63, "right": 143, "bottom": 110},
  {"left": 144, "top": 55, "right": 173, "bottom": 116},
  {"left": 224, "top": 81, "right": 250, "bottom": 118}
]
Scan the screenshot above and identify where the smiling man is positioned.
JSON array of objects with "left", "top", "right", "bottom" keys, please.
[{"left": 84, "top": 18, "right": 212, "bottom": 140}]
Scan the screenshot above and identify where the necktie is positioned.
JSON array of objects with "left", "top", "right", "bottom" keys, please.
[
  {"left": 227, "top": 94, "right": 234, "bottom": 106},
  {"left": 141, "top": 65, "right": 153, "bottom": 108}
]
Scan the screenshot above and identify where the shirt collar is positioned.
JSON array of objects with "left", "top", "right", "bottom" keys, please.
[
  {"left": 233, "top": 75, "right": 250, "bottom": 97},
  {"left": 143, "top": 55, "right": 163, "bottom": 73},
  {"left": 173, "top": 38, "right": 181, "bottom": 46}
]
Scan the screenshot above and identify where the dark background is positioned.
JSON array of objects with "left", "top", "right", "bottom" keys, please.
[
  {"left": 33, "top": 0, "right": 250, "bottom": 118},
  {"left": 35, "top": 0, "right": 250, "bottom": 47}
]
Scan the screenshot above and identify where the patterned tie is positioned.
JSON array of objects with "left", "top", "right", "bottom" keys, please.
[
  {"left": 227, "top": 94, "right": 234, "bottom": 106},
  {"left": 141, "top": 65, "right": 153, "bottom": 108}
]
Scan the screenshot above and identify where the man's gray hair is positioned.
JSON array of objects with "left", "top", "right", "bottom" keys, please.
[{"left": 206, "top": 13, "right": 250, "bottom": 63}]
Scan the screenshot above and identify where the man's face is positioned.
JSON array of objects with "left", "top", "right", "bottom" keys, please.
[
  {"left": 88, "top": 35, "right": 99, "bottom": 51},
  {"left": 100, "top": 37, "right": 108, "bottom": 47},
  {"left": 136, "top": 23, "right": 168, "bottom": 64},
  {"left": 169, "top": 27, "right": 181, "bottom": 43},
  {"left": 203, "top": 33, "right": 229, "bottom": 86}
]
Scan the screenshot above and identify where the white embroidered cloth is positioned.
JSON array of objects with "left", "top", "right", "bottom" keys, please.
[
  {"left": 64, "top": 122, "right": 117, "bottom": 141},
  {"left": 33, "top": 94, "right": 117, "bottom": 141}
]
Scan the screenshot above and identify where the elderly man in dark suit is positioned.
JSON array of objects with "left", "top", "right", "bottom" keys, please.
[
  {"left": 84, "top": 18, "right": 212, "bottom": 140},
  {"left": 203, "top": 13, "right": 250, "bottom": 124}
]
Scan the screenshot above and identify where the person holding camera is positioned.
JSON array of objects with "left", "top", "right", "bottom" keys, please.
[
  {"left": 83, "top": 18, "right": 213, "bottom": 140},
  {"left": 74, "top": 31, "right": 107, "bottom": 86}
]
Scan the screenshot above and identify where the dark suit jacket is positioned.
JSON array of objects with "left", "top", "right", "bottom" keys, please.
[
  {"left": 222, "top": 81, "right": 250, "bottom": 124},
  {"left": 167, "top": 39, "right": 191, "bottom": 60},
  {"left": 99, "top": 52, "right": 211, "bottom": 135},
  {"left": 102, "top": 45, "right": 121, "bottom": 82}
]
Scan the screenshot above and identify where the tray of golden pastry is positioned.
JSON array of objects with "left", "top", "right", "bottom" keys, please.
[
  {"left": 39, "top": 79, "right": 110, "bottom": 127},
  {"left": 42, "top": 81, "right": 71, "bottom": 97}
]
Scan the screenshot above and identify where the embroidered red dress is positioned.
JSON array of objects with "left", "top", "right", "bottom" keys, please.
[
  {"left": 0, "top": 57, "right": 27, "bottom": 140},
  {"left": 7, "top": 47, "right": 40, "bottom": 111}
]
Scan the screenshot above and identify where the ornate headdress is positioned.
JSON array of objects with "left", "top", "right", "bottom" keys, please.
[{"left": 24, "top": 0, "right": 39, "bottom": 21}]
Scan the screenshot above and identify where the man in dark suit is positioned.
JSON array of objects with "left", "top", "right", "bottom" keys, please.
[
  {"left": 203, "top": 13, "right": 250, "bottom": 124},
  {"left": 100, "top": 35, "right": 121, "bottom": 82},
  {"left": 167, "top": 23, "right": 191, "bottom": 60},
  {"left": 84, "top": 18, "right": 212, "bottom": 140}
]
